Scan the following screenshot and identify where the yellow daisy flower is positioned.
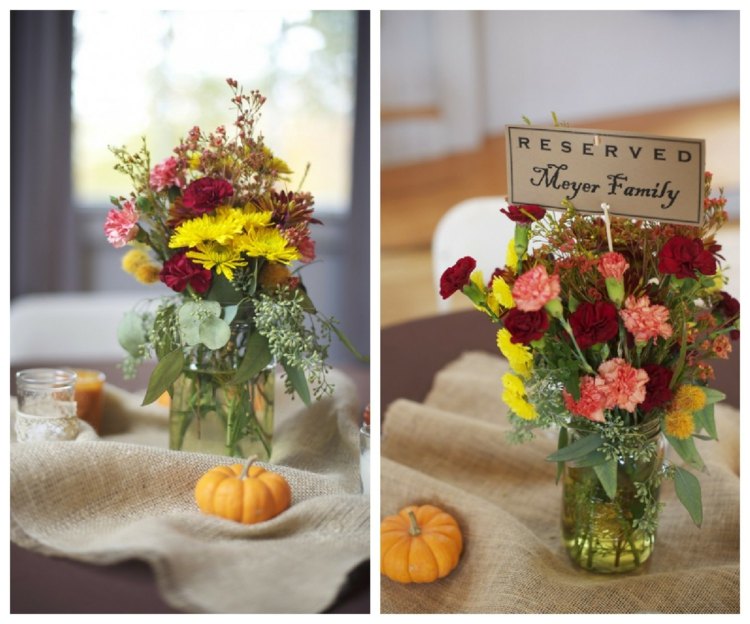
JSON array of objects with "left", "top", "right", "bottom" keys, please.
[
  {"left": 505, "top": 239, "right": 519, "bottom": 273},
  {"left": 234, "top": 227, "right": 300, "bottom": 265},
  {"left": 672, "top": 385, "right": 706, "bottom": 413},
  {"left": 501, "top": 372, "right": 537, "bottom": 420},
  {"left": 187, "top": 242, "right": 248, "bottom": 281},
  {"left": 491, "top": 275, "right": 514, "bottom": 309},
  {"left": 664, "top": 410, "right": 695, "bottom": 440},
  {"left": 243, "top": 209, "right": 274, "bottom": 229}
]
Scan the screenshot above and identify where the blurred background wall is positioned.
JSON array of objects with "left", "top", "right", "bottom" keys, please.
[
  {"left": 11, "top": 10, "right": 370, "bottom": 367},
  {"left": 381, "top": 10, "right": 739, "bottom": 326}
]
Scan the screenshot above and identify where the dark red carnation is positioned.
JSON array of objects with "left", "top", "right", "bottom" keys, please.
[
  {"left": 658, "top": 235, "right": 717, "bottom": 279},
  {"left": 504, "top": 308, "right": 549, "bottom": 344},
  {"left": 160, "top": 251, "right": 212, "bottom": 294},
  {"left": 439, "top": 256, "right": 476, "bottom": 299},
  {"left": 640, "top": 364, "right": 674, "bottom": 413},
  {"left": 730, "top": 329, "right": 740, "bottom": 341},
  {"left": 500, "top": 203, "right": 546, "bottom": 224},
  {"left": 569, "top": 301, "right": 619, "bottom": 349},
  {"left": 181, "top": 177, "right": 234, "bottom": 214},
  {"left": 716, "top": 291, "right": 740, "bottom": 319}
]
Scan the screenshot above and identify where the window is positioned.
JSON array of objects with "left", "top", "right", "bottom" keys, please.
[{"left": 72, "top": 10, "right": 356, "bottom": 215}]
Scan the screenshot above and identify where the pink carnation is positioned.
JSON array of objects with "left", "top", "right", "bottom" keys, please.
[
  {"left": 512, "top": 265, "right": 561, "bottom": 312},
  {"left": 563, "top": 376, "right": 607, "bottom": 423},
  {"left": 597, "top": 251, "right": 629, "bottom": 281},
  {"left": 597, "top": 358, "right": 649, "bottom": 412},
  {"left": 104, "top": 200, "right": 139, "bottom": 248},
  {"left": 149, "top": 156, "right": 181, "bottom": 191},
  {"left": 619, "top": 295, "right": 673, "bottom": 344}
]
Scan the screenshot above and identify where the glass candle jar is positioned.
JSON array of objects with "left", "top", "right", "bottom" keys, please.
[{"left": 15, "top": 368, "right": 79, "bottom": 442}]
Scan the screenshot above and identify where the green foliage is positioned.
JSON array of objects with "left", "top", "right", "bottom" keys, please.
[
  {"left": 673, "top": 466, "right": 703, "bottom": 527},
  {"left": 142, "top": 347, "right": 185, "bottom": 406}
]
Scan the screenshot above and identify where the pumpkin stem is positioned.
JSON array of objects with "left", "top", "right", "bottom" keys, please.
[
  {"left": 407, "top": 510, "right": 422, "bottom": 537},
  {"left": 240, "top": 455, "right": 259, "bottom": 480}
]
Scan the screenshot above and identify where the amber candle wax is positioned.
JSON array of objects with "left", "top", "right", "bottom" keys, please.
[{"left": 74, "top": 369, "right": 106, "bottom": 433}]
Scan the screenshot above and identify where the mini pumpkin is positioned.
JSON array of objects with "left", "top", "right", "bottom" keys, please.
[
  {"left": 381, "top": 504, "right": 463, "bottom": 583},
  {"left": 195, "top": 456, "right": 291, "bottom": 524}
]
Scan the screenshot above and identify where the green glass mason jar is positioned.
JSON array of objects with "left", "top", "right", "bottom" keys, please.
[
  {"left": 561, "top": 419, "right": 666, "bottom": 573},
  {"left": 168, "top": 323, "right": 275, "bottom": 460}
]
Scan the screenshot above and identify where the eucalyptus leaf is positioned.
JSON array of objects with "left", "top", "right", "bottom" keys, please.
[
  {"left": 222, "top": 304, "right": 239, "bottom": 325},
  {"left": 701, "top": 387, "right": 726, "bottom": 406},
  {"left": 283, "top": 362, "right": 311, "bottom": 406},
  {"left": 142, "top": 348, "right": 185, "bottom": 406},
  {"left": 555, "top": 427, "right": 568, "bottom": 484},
  {"left": 330, "top": 322, "right": 369, "bottom": 363},
  {"left": 573, "top": 448, "right": 609, "bottom": 468},
  {"left": 693, "top": 403, "right": 717, "bottom": 440},
  {"left": 198, "top": 316, "right": 231, "bottom": 350},
  {"left": 593, "top": 457, "right": 618, "bottom": 500},
  {"left": 673, "top": 466, "right": 703, "bottom": 527},
  {"left": 546, "top": 433, "right": 603, "bottom": 463},
  {"left": 231, "top": 332, "right": 272, "bottom": 385},
  {"left": 117, "top": 311, "right": 146, "bottom": 357},
  {"left": 178, "top": 301, "right": 221, "bottom": 345},
  {"left": 666, "top": 435, "right": 705, "bottom": 471}
]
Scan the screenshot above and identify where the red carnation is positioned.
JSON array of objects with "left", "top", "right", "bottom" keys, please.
[
  {"left": 160, "top": 251, "right": 212, "bottom": 294},
  {"left": 182, "top": 177, "right": 234, "bottom": 215},
  {"left": 640, "top": 364, "right": 674, "bottom": 413},
  {"left": 569, "top": 301, "right": 619, "bottom": 349},
  {"left": 716, "top": 291, "right": 740, "bottom": 319},
  {"left": 500, "top": 203, "right": 546, "bottom": 224},
  {"left": 504, "top": 308, "right": 549, "bottom": 344},
  {"left": 439, "top": 256, "right": 476, "bottom": 299},
  {"left": 658, "top": 235, "right": 717, "bottom": 279}
]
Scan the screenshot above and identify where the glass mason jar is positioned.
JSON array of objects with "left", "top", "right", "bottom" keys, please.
[
  {"left": 561, "top": 419, "right": 666, "bottom": 573},
  {"left": 168, "top": 323, "right": 275, "bottom": 460},
  {"left": 15, "top": 368, "right": 79, "bottom": 441}
]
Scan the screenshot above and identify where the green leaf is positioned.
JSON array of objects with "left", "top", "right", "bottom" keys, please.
[
  {"left": 178, "top": 300, "right": 220, "bottom": 346},
  {"left": 666, "top": 435, "right": 705, "bottom": 471},
  {"left": 297, "top": 290, "right": 317, "bottom": 313},
  {"left": 546, "top": 433, "right": 603, "bottom": 462},
  {"left": 231, "top": 332, "right": 272, "bottom": 385},
  {"left": 562, "top": 368, "right": 580, "bottom": 400},
  {"left": 117, "top": 311, "right": 146, "bottom": 356},
  {"left": 673, "top": 466, "right": 703, "bottom": 527},
  {"left": 135, "top": 195, "right": 152, "bottom": 211},
  {"left": 701, "top": 387, "right": 726, "bottom": 405},
  {"left": 555, "top": 427, "right": 568, "bottom": 484},
  {"left": 222, "top": 304, "right": 239, "bottom": 325},
  {"left": 573, "top": 449, "right": 609, "bottom": 468},
  {"left": 198, "top": 316, "right": 231, "bottom": 350},
  {"left": 593, "top": 457, "right": 618, "bottom": 500},
  {"left": 205, "top": 274, "right": 244, "bottom": 304},
  {"left": 142, "top": 348, "right": 185, "bottom": 406},
  {"left": 692, "top": 403, "right": 717, "bottom": 440},
  {"left": 283, "top": 362, "right": 311, "bottom": 406}
]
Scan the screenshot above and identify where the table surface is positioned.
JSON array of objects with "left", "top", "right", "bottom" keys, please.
[{"left": 10, "top": 359, "right": 370, "bottom": 615}]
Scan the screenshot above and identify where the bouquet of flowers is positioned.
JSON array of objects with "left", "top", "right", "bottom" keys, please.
[
  {"left": 440, "top": 172, "right": 739, "bottom": 572},
  {"left": 104, "top": 78, "right": 361, "bottom": 459}
]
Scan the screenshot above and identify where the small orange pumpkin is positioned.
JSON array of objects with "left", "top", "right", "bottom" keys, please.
[
  {"left": 195, "top": 456, "right": 291, "bottom": 524},
  {"left": 381, "top": 504, "right": 463, "bottom": 583}
]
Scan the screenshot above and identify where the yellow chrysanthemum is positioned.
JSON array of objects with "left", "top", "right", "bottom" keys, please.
[
  {"left": 501, "top": 375, "right": 537, "bottom": 421},
  {"left": 169, "top": 209, "right": 246, "bottom": 249},
  {"left": 133, "top": 263, "right": 162, "bottom": 285},
  {"left": 505, "top": 239, "right": 519, "bottom": 273},
  {"left": 188, "top": 152, "right": 201, "bottom": 170},
  {"left": 496, "top": 328, "right": 533, "bottom": 378},
  {"left": 470, "top": 270, "right": 485, "bottom": 291},
  {"left": 502, "top": 372, "right": 525, "bottom": 396},
  {"left": 672, "top": 385, "right": 707, "bottom": 413},
  {"left": 187, "top": 242, "right": 248, "bottom": 281},
  {"left": 491, "top": 275, "right": 514, "bottom": 309},
  {"left": 234, "top": 228, "right": 300, "bottom": 265},
  {"left": 707, "top": 268, "right": 725, "bottom": 293},
  {"left": 664, "top": 410, "right": 695, "bottom": 440},
  {"left": 243, "top": 209, "right": 274, "bottom": 229},
  {"left": 121, "top": 249, "right": 150, "bottom": 275}
]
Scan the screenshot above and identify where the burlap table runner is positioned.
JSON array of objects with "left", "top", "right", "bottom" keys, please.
[
  {"left": 381, "top": 351, "right": 739, "bottom": 614},
  {"left": 11, "top": 369, "right": 369, "bottom": 614}
]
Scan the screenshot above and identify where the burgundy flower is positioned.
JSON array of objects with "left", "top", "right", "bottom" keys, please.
[
  {"left": 181, "top": 177, "right": 234, "bottom": 215},
  {"left": 640, "top": 364, "right": 674, "bottom": 413},
  {"left": 160, "top": 251, "right": 212, "bottom": 294},
  {"left": 500, "top": 203, "right": 546, "bottom": 224},
  {"left": 504, "top": 308, "right": 549, "bottom": 344},
  {"left": 658, "top": 235, "right": 716, "bottom": 279},
  {"left": 439, "top": 256, "right": 476, "bottom": 299},
  {"left": 569, "top": 301, "right": 619, "bottom": 349},
  {"left": 716, "top": 291, "right": 740, "bottom": 319}
]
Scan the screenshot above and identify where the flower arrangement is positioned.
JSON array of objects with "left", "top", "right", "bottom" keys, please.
[
  {"left": 104, "top": 78, "right": 361, "bottom": 457},
  {"left": 440, "top": 172, "right": 739, "bottom": 570}
]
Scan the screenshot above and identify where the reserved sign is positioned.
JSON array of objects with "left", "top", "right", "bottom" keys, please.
[{"left": 505, "top": 125, "right": 705, "bottom": 225}]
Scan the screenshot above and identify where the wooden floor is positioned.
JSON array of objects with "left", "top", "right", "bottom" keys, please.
[{"left": 381, "top": 98, "right": 740, "bottom": 327}]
